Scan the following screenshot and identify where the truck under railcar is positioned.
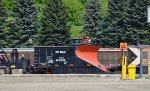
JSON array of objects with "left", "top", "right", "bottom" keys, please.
[{"left": 32, "top": 46, "right": 106, "bottom": 74}]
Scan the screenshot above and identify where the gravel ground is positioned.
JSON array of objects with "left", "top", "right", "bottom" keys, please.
[{"left": 0, "top": 74, "right": 150, "bottom": 91}]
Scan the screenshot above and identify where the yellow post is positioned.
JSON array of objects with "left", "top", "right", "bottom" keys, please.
[
  {"left": 122, "top": 56, "right": 127, "bottom": 80},
  {"left": 120, "top": 42, "right": 127, "bottom": 80},
  {"left": 148, "top": 61, "right": 150, "bottom": 77}
]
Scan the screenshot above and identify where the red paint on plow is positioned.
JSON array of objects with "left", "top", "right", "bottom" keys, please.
[{"left": 75, "top": 45, "right": 108, "bottom": 72}]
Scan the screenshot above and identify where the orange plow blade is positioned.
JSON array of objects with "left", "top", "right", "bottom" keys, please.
[{"left": 75, "top": 45, "right": 108, "bottom": 72}]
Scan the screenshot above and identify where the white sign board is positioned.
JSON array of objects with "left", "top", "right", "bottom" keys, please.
[
  {"left": 147, "top": 7, "right": 150, "bottom": 22},
  {"left": 129, "top": 48, "right": 140, "bottom": 65}
]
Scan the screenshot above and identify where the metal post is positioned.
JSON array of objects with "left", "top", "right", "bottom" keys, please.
[
  {"left": 120, "top": 43, "right": 127, "bottom": 80},
  {"left": 122, "top": 55, "right": 127, "bottom": 80},
  {"left": 139, "top": 46, "right": 143, "bottom": 78}
]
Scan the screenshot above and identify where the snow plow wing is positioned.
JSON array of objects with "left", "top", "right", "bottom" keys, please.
[{"left": 75, "top": 45, "right": 108, "bottom": 72}]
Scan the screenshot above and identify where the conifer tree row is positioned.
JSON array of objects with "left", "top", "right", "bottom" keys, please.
[
  {"left": 8, "top": 0, "right": 38, "bottom": 47},
  {"left": 123, "top": 0, "right": 150, "bottom": 45},
  {"left": 39, "top": 0, "right": 70, "bottom": 46},
  {"left": 1, "top": 0, "right": 150, "bottom": 47},
  {"left": 103, "top": 0, "right": 127, "bottom": 47},
  {"left": 0, "top": 0, "right": 8, "bottom": 48},
  {"left": 103, "top": 0, "right": 150, "bottom": 47},
  {"left": 82, "top": 0, "right": 105, "bottom": 46}
]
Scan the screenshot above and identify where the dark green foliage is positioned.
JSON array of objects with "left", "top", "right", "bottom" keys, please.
[
  {"left": 105, "top": 0, "right": 150, "bottom": 47},
  {"left": 103, "top": 0, "right": 126, "bottom": 47},
  {"left": 39, "top": 0, "right": 70, "bottom": 46},
  {"left": 8, "top": 0, "right": 38, "bottom": 47},
  {"left": 123, "top": 0, "right": 150, "bottom": 45},
  {"left": 79, "top": 0, "right": 88, "bottom": 6},
  {"left": 3, "top": 0, "right": 109, "bottom": 39},
  {"left": 0, "top": 0, "right": 8, "bottom": 48},
  {"left": 2, "top": 0, "right": 149, "bottom": 47},
  {"left": 82, "top": 0, "right": 104, "bottom": 45}
]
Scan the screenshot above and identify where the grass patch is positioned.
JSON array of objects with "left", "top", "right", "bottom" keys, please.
[
  {"left": 100, "top": 0, "right": 108, "bottom": 16},
  {"left": 70, "top": 25, "right": 84, "bottom": 37}
]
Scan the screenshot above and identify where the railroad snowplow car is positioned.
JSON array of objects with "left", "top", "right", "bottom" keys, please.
[
  {"left": 1, "top": 37, "right": 150, "bottom": 74},
  {"left": 28, "top": 45, "right": 125, "bottom": 74},
  {"left": 32, "top": 46, "right": 105, "bottom": 74}
]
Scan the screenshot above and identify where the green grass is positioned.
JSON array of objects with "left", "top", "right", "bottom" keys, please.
[
  {"left": 101, "top": 0, "right": 108, "bottom": 16},
  {"left": 70, "top": 25, "right": 84, "bottom": 37}
]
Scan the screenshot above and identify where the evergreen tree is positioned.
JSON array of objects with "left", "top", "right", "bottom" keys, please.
[
  {"left": 0, "top": 0, "right": 8, "bottom": 48},
  {"left": 124, "top": 0, "right": 150, "bottom": 45},
  {"left": 105, "top": 0, "right": 150, "bottom": 47},
  {"left": 39, "top": 0, "right": 70, "bottom": 46},
  {"left": 103, "top": 0, "right": 127, "bottom": 47},
  {"left": 8, "top": 0, "right": 38, "bottom": 47},
  {"left": 82, "top": 0, "right": 104, "bottom": 45}
]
